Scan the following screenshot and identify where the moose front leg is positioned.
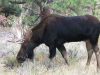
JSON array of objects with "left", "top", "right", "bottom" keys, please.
[
  {"left": 49, "top": 46, "right": 56, "bottom": 60},
  {"left": 57, "top": 45, "right": 69, "bottom": 66}
]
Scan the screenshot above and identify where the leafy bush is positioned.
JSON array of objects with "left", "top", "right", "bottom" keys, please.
[{"left": 0, "top": 0, "right": 22, "bottom": 17}]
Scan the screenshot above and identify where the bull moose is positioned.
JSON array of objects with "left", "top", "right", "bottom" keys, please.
[{"left": 17, "top": 14, "right": 100, "bottom": 70}]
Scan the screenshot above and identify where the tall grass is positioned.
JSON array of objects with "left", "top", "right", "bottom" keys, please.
[{"left": 0, "top": 31, "right": 100, "bottom": 75}]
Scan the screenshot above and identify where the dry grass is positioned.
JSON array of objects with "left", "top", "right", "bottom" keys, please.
[{"left": 0, "top": 29, "right": 100, "bottom": 75}]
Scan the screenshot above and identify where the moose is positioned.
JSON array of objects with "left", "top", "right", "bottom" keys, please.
[{"left": 17, "top": 14, "right": 100, "bottom": 70}]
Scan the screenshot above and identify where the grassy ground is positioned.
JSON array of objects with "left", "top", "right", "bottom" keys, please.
[{"left": 0, "top": 28, "right": 100, "bottom": 75}]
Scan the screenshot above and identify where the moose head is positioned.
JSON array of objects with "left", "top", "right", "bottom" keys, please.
[{"left": 16, "top": 29, "right": 34, "bottom": 63}]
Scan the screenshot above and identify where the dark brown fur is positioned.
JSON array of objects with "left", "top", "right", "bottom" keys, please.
[{"left": 17, "top": 14, "right": 100, "bottom": 70}]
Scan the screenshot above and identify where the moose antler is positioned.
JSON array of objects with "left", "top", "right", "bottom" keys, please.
[
  {"left": 7, "top": 29, "right": 32, "bottom": 44},
  {"left": 24, "top": 29, "right": 32, "bottom": 42}
]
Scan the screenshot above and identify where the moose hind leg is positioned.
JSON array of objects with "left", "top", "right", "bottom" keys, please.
[
  {"left": 85, "top": 40, "right": 93, "bottom": 65},
  {"left": 57, "top": 45, "right": 69, "bottom": 66},
  {"left": 92, "top": 44, "right": 100, "bottom": 70},
  {"left": 89, "top": 31, "right": 100, "bottom": 70},
  {"left": 89, "top": 33, "right": 100, "bottom": 71}
]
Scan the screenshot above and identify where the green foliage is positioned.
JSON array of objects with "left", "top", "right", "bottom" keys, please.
[
  {"left": 0, "top": 0, "right": 22, "bottom": 17},
  {"left": 22, "top": 15, "right": 40, "bottom": 27},
  {"left": 1, "top": 0, "right": 100, "bottom": 27},
  {"left": 47, "top": 0, "right": 98, "bottom": 16},
  {"left": 19, "top": 0, "right": 100, "bottom": 28}
]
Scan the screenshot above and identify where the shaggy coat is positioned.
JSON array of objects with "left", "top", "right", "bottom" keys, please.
[{"left": 17, "top": 14, "right": 100, "bottom": 70}]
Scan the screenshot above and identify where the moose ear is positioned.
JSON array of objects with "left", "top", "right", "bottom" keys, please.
[{"left": 24, "top": 29, "right": 32, "bottom": 41}]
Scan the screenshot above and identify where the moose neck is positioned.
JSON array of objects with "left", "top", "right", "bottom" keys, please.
[{"left": 31, "top": 29, "right": 44, "bottom": 45}]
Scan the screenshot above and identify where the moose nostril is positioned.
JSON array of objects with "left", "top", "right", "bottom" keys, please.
[{"left": 17, "top": 55, "right": 26, "bottom": 63}]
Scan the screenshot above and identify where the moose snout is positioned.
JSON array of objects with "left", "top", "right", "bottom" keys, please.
[{"left": 17, "top": 55, "right": 26, "bottom": 63}]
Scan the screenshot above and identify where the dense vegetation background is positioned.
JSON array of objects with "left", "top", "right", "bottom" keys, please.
[
  {"left": 0, "top": 0, "right": 100, "bottom": 75},
  {"left": 0, "top": 0, "right": 100, "bottom": 27}
]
